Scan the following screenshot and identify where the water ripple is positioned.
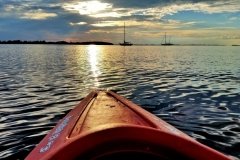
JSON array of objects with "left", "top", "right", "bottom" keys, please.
[{"left": 0, "top": 45, "right": 239, "bottom": 159}]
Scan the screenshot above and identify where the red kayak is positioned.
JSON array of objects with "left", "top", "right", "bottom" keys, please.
[{"left": 26, "top": 90, "right": 232, "bottom": 160}]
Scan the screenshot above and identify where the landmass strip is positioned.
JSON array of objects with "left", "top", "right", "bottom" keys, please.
[{"left": 0, "top": 40, "right": 113, "bottom": 45}]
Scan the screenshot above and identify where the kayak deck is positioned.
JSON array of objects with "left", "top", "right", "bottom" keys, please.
[
  {"left": 26, "top": 90, "right": 232, "bottom": 160},
  {"left": 70, "top": 91, "right": 151, "bottom": 137}
]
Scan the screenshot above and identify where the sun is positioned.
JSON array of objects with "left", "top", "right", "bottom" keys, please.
[{"left": 64, "top": 1, "right": 112, "bottom": 15}]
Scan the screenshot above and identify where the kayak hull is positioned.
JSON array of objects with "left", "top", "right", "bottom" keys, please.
[{"left": 26, "top": 90, "right": 232, "bottom": 160}]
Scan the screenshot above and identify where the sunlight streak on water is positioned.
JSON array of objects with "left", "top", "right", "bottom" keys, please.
[{"left": 87, "top": 45, "right": 101, "bottom": 87}]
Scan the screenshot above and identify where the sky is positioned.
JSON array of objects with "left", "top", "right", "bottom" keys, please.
[{"left": 0, "top": 0, "right": 240, "bottom": 45}]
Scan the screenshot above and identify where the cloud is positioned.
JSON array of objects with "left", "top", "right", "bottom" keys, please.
[
  {"left": 1, "top": 1, "right": 59, "bottom": 20},
  {"left": 229, "top": 17, "right": 239, "bottom": 21},
  {"left": 176, "top": 1, "right": 240, "bottom": 14},
  {"left": 20, "top": 10, "right": 57, "bottom": 20},
  {"left": 127, "top": 1, "right": 240, "bottom": 20},
  {"left": 63, "top": 1, "right": 112, "bottom": 15},
  {"left": 70, "top": 22, "right": 87, "bottom": 26},
  {"left": 91, "top": 21, "right": 123, "bottom": 27},
  {"left": 62, "top": 0, "right": 240, "bottom": 23},
  {"left": 91, "top": 19, "right": 198, "bottom": 28}
]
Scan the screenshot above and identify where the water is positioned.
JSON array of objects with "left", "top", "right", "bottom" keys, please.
[{"left": 0, "top": 44, "right": 239, "bottom": 159}]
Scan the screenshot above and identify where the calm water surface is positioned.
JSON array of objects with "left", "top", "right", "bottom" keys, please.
[{"left": 0, "top": 45, "right": 239, "bottom": 159}]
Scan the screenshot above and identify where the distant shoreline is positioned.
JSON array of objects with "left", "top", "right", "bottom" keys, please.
[
  {"left": 0, "top": 40, "right": 238, "bottom": 46},
  {"left": 0, "top": 40, "right": 114, "bottom": 45}
]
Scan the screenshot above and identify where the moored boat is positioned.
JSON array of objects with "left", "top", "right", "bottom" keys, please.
[
  {"left": 119, "top": 22, "right": 133, "bottom": 46},
  {"left": 161, "top": 32, "right": 174, "bottom": 46},
  {"left": 26, "top": 90, "right": 232, "bottom": 160}
]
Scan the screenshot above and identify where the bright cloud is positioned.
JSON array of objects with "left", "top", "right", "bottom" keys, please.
[
  {"left": 91, "top": 20, "right": 198, "bottom": 30},
  {"left": 90, "top": 12, "right": 122, "bottom": 18},
  {"left": 91, "top": 21, "right": 123, "bottom": 27},
  {"left": 63, "top": 1, "right": 123, "bottom": 18},
  {"left": 63, "top": 1, "right": 112, "bottom": 15},
  {"left": 70, "top": 22, "right": 87, "bottom": 26},
  {"left": 63, "top": 1, "right": 240, "bottom": 19},
  {"left": 21, "top": 10, "right": 57, "bottom": 20},
  {"left": 157, "top": 2, "right": 240, "bottom": 15}
]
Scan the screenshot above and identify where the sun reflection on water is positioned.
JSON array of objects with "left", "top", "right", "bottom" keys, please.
[{"left": 87, "top": 45, "right": 101, "bottom": 87}]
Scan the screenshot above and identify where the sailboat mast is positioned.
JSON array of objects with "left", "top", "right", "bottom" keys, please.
[
  {"left": 165, "top": 32, "right": 167, "bottom": 44},
  {"left": 119, "top": 22, "right": 132, "bottom": 46},
  {"left": 161, "top": 32, "right": 173, "bottom": 45},
  {"left": 124, "top": 22, "right": 126, "bottom": 43}
]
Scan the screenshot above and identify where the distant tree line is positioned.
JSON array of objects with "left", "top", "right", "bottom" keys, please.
[{"left": 0, "top": 40, "right": 114, "bottom": 45}]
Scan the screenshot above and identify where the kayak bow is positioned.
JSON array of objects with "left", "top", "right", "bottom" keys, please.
[{"left": 26, "top": 90, "right": 232, "bottom": 160}]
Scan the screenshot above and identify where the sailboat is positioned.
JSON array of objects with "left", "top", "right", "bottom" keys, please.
[
  {"left": 161, "top": 32, "right": 173, "bottom": 46},
  {"left": 119, "top": 22, "right": 132, "bottom": 46}
]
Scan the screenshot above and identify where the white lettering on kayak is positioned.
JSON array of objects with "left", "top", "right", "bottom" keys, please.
[{"left": 40, "top": 116, "right": 72, "bottom": 153}]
